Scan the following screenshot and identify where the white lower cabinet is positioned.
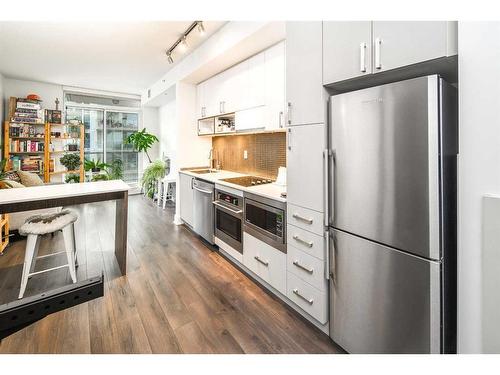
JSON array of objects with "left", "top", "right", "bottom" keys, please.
[
  {"left": 287, "top": 223, "right": 326, "bottom": 260},
  {"left": 287, "top": 203, "right": 325, "bottom": 236},
  {"left": 243, "top": 232, "right": 286, "bottom": 295},
  {"left": 179, "top": 172, "right": 194, "bottom": 227},
  {"left": 287, "top": 271, "right": 328, "bottom": 324},
  {"left": 287, "top": 245, "right": 327, "bottom": 291}
]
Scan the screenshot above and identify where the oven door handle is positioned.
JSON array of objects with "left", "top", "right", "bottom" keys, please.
[{"left": 213, "top": 201, "right": 243, "bottom": 214}]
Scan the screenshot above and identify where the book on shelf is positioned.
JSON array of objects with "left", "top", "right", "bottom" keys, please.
[
  {"left": 45, "top": 109, "right": 62, "bottom": 124},
  {"left": 10, "top": 156, "right": 44, "bottom": 174},
  {"left": 10, "top": 139, "right": 44, "bottom": 153},
  {"left": 10, "top": 97, "right": 44, "bottom": 123},
  {"left": 9, "top": 123, "right": 44, "bottom": 138}
]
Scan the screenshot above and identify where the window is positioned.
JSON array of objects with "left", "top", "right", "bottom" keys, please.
[{"left": 64, "top": 92, "right": 141, "bottom": 183}]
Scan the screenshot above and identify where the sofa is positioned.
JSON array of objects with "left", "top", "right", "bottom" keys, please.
[{"left": 1, "top": 170, "right": 61, "bottom": 232}]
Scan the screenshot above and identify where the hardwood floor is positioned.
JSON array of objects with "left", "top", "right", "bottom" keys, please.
[{"left": 0, "top": 195, "right": 342, "bottom": 354}]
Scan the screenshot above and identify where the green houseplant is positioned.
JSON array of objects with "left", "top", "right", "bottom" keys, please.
[
  {"left": 84, "top": 158, "right": 109, "bottom": 173},
  {"left": 125, "top": 128, "right": 159, "bottom": 163},
  {"left": 60, "top": 153, "right": 81, "bottom": 171},
  {"left": 0, "top": 159, "right": 13, "bottom": 189},
  {"left": 108, "top": 159, "right": 123, "bottom": 180},
  {"left": 65, "top": 173, "right": 80, "bottom": 184},
  {"left": 142, "top": 160, "right": 166, "bottom": 198}
]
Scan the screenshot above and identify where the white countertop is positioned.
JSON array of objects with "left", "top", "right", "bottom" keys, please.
[
  {"left": 0, "top": 180, "right": 130, "bottom": 205},
  {"left": 179, "top": 169, "right": 286, "bottom": 202}
]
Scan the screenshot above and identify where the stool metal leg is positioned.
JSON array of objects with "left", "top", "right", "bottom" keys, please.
[
  {"left": 62, "top": 224, "right": 77, "bottom": 283},
  {"left": 19, "top": 234, "right": 40, "bottom": 299},
  {"left": 162, "top": 182, "right": 168, "bottom": 209}
]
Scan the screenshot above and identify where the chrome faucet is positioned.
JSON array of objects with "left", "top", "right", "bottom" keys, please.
[{"left": 208, "top": 149, "right": 214, "bottom": 170}]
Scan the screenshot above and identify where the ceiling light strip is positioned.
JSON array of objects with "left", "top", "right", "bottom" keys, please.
[{"left": 165, "top": 21, "right": 204, "bottom": 64}]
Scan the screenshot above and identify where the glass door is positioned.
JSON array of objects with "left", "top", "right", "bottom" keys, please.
[{"left": 105, "top": 111, "right": 139, "bottom": 183}]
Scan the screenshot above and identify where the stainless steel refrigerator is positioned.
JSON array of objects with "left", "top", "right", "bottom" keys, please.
[{"left": 327, "top": 75, "right": 457, "bottom": 354}]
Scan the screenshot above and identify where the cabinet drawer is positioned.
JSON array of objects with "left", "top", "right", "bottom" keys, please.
[
  {"left": 287, "top": 245, "right": 327, "bottom": 291},
  {"left": 287, "top": 203, "right": 324, "bottom": 236},
  {"left": 287, "top": 272, "right": 328, "bottom": 324},
  {"left": 243, "top": 232, "right": 286, "bottom": 295},
  {"left": 287, "top": 223, "right": 325, "bottom": 260}
]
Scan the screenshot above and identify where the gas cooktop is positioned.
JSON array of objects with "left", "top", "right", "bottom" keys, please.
[{"left": 221, "top": 176, "right": 274, "bottom": 187}]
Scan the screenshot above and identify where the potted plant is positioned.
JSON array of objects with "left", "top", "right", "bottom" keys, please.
[
  {"left": 84, "top": 158, "right": 109, "bottom": 173},
  {"left": 60, "top": 153, "right": 81, "bottom": 172},
  {"left": 0, "top": 159, "right": 13, "bottom": 189},
  {"left": 142, "top": 160, "right": 166, "bottom": 198},
  {"left": 65, "top": 173, "right": 80, "bottom": 184},
  {"left": 108, "top": 159, "right": 123, "bottom": 180},
  {"left": 125, "top": 128, "right": 159, "bottom": 163}
]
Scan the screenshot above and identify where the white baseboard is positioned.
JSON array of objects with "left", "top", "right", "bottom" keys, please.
[{"left": 173, "top": 214, "right": 183, "bottom": 225}]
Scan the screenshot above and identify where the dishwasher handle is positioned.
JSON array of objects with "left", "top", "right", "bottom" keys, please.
[{"left": 193, "top": 186, "right": 214, "bottom": 195}]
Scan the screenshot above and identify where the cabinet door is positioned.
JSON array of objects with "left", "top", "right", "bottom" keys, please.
[
  {"left": 196, "top": 82, "right": 206, "bottom": 118},
  {"left": 286, "top": 21, "right": 324, "bottom": 126},
  {"left": 204, "top": 74, "right": 221, "bottom": 117},
  {"left": 242, "top": 52, "right": 266, "bottom": 110},
  {"left": 286, "top": 123, "right": 326, "bottom": 213},
  {"left": 264, "top": 41, "right": 286, "bottom": 130},
  {"left": 179, "top": 173, "right": 194, "bottom": 227},
  {"left": 372, "top": 21, "right": 458, "bottom": 73},
  {"left": 323, "top": 21, "right": 372, "bottom": 85}
]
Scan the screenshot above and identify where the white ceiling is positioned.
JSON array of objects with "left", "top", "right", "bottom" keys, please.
[{"left": 0, "top": 21, "right": 225, "bottom": 95}]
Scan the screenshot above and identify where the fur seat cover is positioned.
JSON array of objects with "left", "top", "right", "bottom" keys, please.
[{"left": 19, "top": 209, "right": 78, "bottom": 236}]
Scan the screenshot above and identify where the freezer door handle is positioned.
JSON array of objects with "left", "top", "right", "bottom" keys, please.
[
  {"left": 329, "top": 232, "right": 336, "bottom": 282},
  {"left": 325, "top": 230, "right": 330, "bottom": 280}
]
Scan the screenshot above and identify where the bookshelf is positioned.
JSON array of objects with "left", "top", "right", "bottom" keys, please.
[
  {"left": 3, "top": 121, "right": 85, "bottom": 183},
  {"left": 46, "top": 123, "right": 85, "bottom": 183},
  {"left": 0, "top": 214, "right": 8, "bottom": 255}
]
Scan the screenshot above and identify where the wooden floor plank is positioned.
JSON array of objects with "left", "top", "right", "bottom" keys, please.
[{"left": 0, "top": 195, "right": 341, "bottom": 354}]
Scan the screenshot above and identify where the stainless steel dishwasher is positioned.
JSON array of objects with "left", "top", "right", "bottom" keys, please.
[{"left": 192, "top": 178, "right": 215, "bottom": 244}]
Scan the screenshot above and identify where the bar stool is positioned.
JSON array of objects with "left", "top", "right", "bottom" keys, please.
[
  {"left": 18, "top": 209, "right": 78, "bottom": 299},
  {"left": 157, "top": 176, "right": 176, "bottom": 209}
]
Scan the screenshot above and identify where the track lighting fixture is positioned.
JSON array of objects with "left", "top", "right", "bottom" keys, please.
[
  {"left": 197, "top": 21, "right": 205, "bottom": 36},
  {"left": 165, "top": 21, "right": 204, "bottom": 64},
  {"left": 166, "top": 51, "right": 174, "bottom": 64}
]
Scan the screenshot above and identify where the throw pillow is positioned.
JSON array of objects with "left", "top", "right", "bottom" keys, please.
[
  {"left": 4, "top": 171, "right": 21, "bottom": 183},
  {"left": 6, "top": 180, "right": 26, "bottom": 188},
  {"left": 16, "top": 170, "right": 44, "bottom": 187}
]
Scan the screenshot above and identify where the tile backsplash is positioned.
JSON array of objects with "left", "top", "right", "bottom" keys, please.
[{"left": 212, "top": 132, "right": 286, "bottom": 179}]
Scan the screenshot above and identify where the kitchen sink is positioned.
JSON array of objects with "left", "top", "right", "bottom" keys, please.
[{"left": 191, "top": 169, "right": 217, "bottom": 174}]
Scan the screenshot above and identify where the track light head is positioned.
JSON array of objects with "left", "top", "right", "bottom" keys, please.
[
  {"left": 197, "top": 21, "right": 205, "bottom": 36},
  {"left": 166, "top": 51, "right": 174, "bottom": 64},
  {"left": 179, "top": 35, "right": 188, "bottom": 52}
]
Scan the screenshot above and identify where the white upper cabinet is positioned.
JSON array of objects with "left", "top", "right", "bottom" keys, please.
[
  {"left": 285, "top": 21, "right": 325, "bottom": 126},
  {"left": 264, "top": 41, "right": 286, "bottom": 130},
  {"left": 323, "top": 21, "right": 458, "bottom": 85},
  {"left": 195, "top": 42, "right": 286, "bottom": 132},
  {"left": 323, "top": 21, "right": 372, "bottom": 84},
  {"left": 371, "top": 21, "right": 458, "bottom": 74}
]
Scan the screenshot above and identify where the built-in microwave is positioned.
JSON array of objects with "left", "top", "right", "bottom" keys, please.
[
  {"left": 243, "top": 192, "right": 286, "bottom": 253},
  {"left": 213, "top": 188, "right": 243, "bottom": 253}
]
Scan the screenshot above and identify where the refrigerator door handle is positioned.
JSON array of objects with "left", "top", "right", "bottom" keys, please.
[
  {"left": 325, "top": 230, "right": 330, "bottom": 280},
  {"left": 323, "top": 149, "right": 330, "bottom": 226},
  {"left": 329, "top": 149, "right": 335, "bottom": 225}
]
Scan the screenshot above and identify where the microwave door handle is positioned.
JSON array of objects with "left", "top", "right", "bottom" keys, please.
[{"left": 213, "top": 201, "right": 243, "bottom": 214}]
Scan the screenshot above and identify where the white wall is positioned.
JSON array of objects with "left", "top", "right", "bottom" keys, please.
[
  {"left": 140, "top": 106, "right": 160, "bottom": 169},
  {"left": 156, "top": 82, "right": 211, "bottom": 224},
  {"left": 3, "top": 77, "right": 63, "bottom": 111},
  {"left": 458, "top": 21, "right": 500, "bottom": 353}
]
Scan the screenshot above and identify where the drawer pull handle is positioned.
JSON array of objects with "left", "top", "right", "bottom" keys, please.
[
  {"left": 293, "top": 235, "right": 313, "bottom": 248},
  {"left": 292, "top": 213, "right": 313, "bottom": 224},
  {"left": 293, "top": 289, "right": 314, "bottom": 305},
  {"left": 293, "top": 260, "right": 314, "bottom": 274},
  {"left": 254, "top": 256, "right": 269, "bottom": 267}
]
